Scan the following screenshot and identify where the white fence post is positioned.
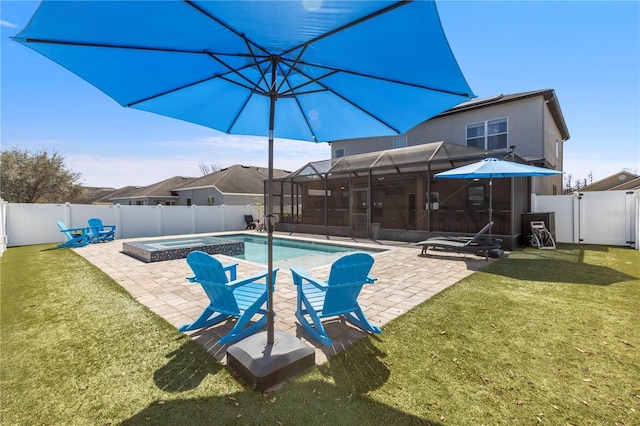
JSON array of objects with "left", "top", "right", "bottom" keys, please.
[
  {"left": 574, "top": 193, "right": 582, "bottom": 244},
  {"left": 156, "top": 204, "right": 162, "bottom": 236},
  {"left": 115, "top": 204, "right": 122, "bottom": 239},
  {"left": 191, "top": 205, "right": 197, "bottom": 234},
  {"left": 0, "top": 199, "right": 7, "bottom": 256}
]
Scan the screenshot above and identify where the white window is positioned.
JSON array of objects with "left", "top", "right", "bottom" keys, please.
[
  {"left": 393, "top": 136, "right": 407, "bottom": 149},
  {"left": 207, "top": 196, "right": 215, "bottom": 205},
  {"left": 334, "top": 148, "right": 345, "bottom": 158},
  {"left": 466, "top": 118, "right": 507, "bottom": 150}
]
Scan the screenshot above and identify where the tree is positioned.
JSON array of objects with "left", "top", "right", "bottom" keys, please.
[
  {"left": 563, "top": 171, "right": 594, "bottom": 194},
  {"left": 199, "top": 162, "right": 222, "bottom": 176},
  {"left": 0, "top": 148, "right": 82, "bottom": 203}
]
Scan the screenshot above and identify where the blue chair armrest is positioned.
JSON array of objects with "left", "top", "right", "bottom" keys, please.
[
  {"left": 228, "top": 268, "right": 279, "bottom": 289},
  {"left": 290, "top": 266, "right": 328, "bottom": 289},
  {"left": 63, "top": 226, "right": 87, "bottom": 234}
]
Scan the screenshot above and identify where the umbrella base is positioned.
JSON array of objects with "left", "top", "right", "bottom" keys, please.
[{"left": 226, "top": 330, "right": 315, "bottom": 392}]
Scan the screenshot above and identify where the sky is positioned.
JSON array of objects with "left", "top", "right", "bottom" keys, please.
[{"left": 1, "top": 1, "right": 639, "bottom": 189}]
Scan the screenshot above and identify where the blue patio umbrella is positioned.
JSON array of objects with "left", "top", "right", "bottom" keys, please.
[
  {"left": 13, "top": 0, "right": 474, "bottom": 383},
  {"left": 435, "top": 157, "right": 564, "bottom": 240}
]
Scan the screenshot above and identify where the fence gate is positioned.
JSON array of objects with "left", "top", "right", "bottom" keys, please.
[
  {"left": 577, "top": 191, "right": 637, "bottom": 247},
  {"left": 532, "top": 190, "right": 639, "bottom": 249}
]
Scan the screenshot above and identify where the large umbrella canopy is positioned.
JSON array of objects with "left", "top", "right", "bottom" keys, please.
[
  {"left": 14, "top": 0, "right": 475, "bottom": 346},
  {"left": 13, "top": 0, "right": 474, "bottom": 143},
  {"left": 435, "top": 157, "right": 564, "bottom": 239}
]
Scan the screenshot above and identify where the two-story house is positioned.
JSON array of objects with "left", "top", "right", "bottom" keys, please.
[{"left": 274, "top": 89, "right": 570, "bottom": 250}]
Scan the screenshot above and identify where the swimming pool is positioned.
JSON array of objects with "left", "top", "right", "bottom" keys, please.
[
  {"left": 122, "top": 233, "right": 383, "bottom": 268},
  {"left": 219, "top": 233, "right": 382, "bottom": 269}
]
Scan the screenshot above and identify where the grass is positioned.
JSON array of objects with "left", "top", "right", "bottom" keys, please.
[{"left": 1, "top": 243, "right": 639, "bottom": 425}]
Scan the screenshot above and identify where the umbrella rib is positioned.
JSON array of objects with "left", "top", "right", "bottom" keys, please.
[
  {"left": 205, "top": 51, "right": 269, "bottom": 96},
  {"left": 217, "top": 74, "right": 269, "bottom": 95},
  {"left": 14, "top": 37, "right": 212, "bottom": 55},
  {"left": 275, "top": 45, "right": 308, "bottom": 94},
  {"left": 289, "top": 59, "right": 472, "bottom": 98},
  {"left": 292, "top": 66, "right": 402, "bottom": 134},
  {"left": 226, "top": 92, "right": 254, "bottom": 134},
  {"left": 184, "top": 0, "right": 269, "bottom": 57},
  {"left": 279, "top": 0, "right": 411, "bottom": 58},
  {"left": 125, "top": 74, "right": 220, "bottom": 107},
  {"left": 16, "top": 35, "right": 275, "bottom": 97},
  {"left": 243, "top": 38, "right": 271, "bottom": 93}
]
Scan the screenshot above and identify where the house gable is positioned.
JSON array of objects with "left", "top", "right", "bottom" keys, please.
[{"left": 579, "top": 171, "right": 640, "bottom": 192}]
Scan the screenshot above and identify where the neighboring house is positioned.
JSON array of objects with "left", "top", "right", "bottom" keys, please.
[
  {"left": 174, "top": 165, "right": 290, "bottom": 210},
  {"left": 275, "top": 89, "right": 570, "bottom": 250},
  {"left": 70, "top": 186, "right": 118, "bottom": 205},
  {"left": 70, "top": 165, "right": 289, "bottom": 209},
  {"left": 578, "top": 171, "right": 640, "bottom": 192},
  {"left": 109, "top": 176, "right": 198, "bottom": 206}
]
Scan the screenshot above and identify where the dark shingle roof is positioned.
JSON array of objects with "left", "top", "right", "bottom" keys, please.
[
  {"left": 111, "top": 176, "right": 198, "bottom": 200},
  {"left": 175, "top": 165, "right": 289, "bottom": 194},
  {"left": 70, "top": 186, "right": 118, "bottom": 204}
]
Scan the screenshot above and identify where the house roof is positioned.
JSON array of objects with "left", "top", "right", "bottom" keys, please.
[
  {"left": 176, "top": 164, "right": 290, "bottom": 194},
  {"left": 430, "top": 89, "right": 570, "bottom": 141},
  {"left": 281, "top": 141, "right": 527, "bottom": 181},
  {"left": 579, "top": 171, "right": 640, "bottom": 192},
  {"left": 111, "top": 176, "right": 198, "bottom": 200},
  {"left": 70, "top": 186, "right": 118, "bottom": 204}
]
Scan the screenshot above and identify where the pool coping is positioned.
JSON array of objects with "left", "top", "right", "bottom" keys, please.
[{"left": 122, "top": 236, "right": 245, "bottom": 263}]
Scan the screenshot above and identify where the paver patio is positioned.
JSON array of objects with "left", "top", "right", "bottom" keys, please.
[{"left": 75, "top": 231, "right": 493, "bottom": 366}]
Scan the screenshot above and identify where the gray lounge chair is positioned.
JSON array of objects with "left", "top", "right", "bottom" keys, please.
[{"left": 416, "top": 222, "right": 502, "bottom": 260}]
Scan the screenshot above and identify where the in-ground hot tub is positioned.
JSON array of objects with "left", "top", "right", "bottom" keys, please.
[{"left": 122, "top": 236, "right": 244, "bottom": 263}]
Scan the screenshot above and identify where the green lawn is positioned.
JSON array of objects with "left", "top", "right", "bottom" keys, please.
[{"left": 1, "top": 243, "right": 638, "bottom": 425}]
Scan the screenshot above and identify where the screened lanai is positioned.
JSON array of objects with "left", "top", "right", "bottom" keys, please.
[{"left": 272, "top": 142, "right": 531, "bottom": 250}]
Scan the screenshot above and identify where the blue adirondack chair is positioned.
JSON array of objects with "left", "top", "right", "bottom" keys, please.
[
  {"left": 87, "top": 218, "right": 116, "bottom": 243},
  {"left": 290, "top": 252, "right": 381, "bottom": 346},
  {"left": 179, "top": 251, "right": 278, "bottom": 345},
  {"left": 57, "top": 221, "right": 89, "bottom": 248}
]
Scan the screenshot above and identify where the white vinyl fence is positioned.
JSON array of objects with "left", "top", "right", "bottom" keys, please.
[
  {"left": 0, "top": 201, "right": 259, "bottom": 254},
  {"left": 1, "top": 191, "right": 638, "bottom": 256},
  {"left": 531, "top": 190, "right": 639, "bottom": 249}
]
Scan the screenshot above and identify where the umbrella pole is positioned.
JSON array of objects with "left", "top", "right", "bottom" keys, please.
[
  {"left": 226, "top": 56, "right": 314, "bottom": 392},
  {"left": 489, "top": 176, "right": 493, "bottom": 241},
  {"left": 266, "top": 58, "right": 277, "bottom": 346}
]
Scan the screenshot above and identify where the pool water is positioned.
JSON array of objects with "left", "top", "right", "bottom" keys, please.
[{"left": 219, "top": 234, "right": 383, "bottom": 269}]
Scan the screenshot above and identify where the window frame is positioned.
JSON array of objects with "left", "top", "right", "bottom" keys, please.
[
  {"left": 466, "top": 117, "right": 508, "bottom": 150},
  {"left": 393, "top": 136, "right": 407, "bottom": 149}
]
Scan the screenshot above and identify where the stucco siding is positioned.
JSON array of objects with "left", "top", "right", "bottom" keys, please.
[
  {"left": 333, "top": 95, "right": 550, "bottom": 160},
  {"left": 543, "top": 104, "right": 563, "bottom": 169},
  {"left": 331, "top": 135, "right": 391, "bottom": 157}
]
